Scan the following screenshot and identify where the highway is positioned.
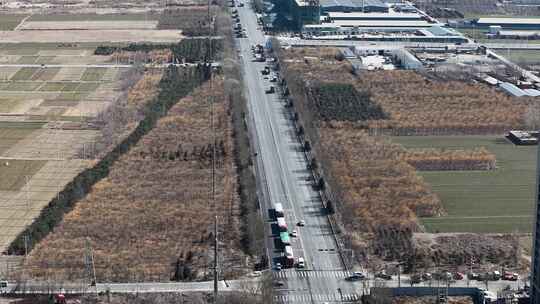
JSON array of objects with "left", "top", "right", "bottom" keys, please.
[{"left": 235, "top": 3, "right": 359, "bottom": 303}]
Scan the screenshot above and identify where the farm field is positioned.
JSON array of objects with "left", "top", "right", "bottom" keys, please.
[
  {"left": 393, "top": 135, "right": 536, "bottom": 233},
  {"left": 0, "top": 14, "right": 27, "bottom": 31},
  {"left": 0, "top": 42, "right": 133, "bottom": 254},
  {"left": 28, "top": 13, "right": 158, "bottom": 22},
  {"left": 19, "top": 20, "right": 159, "bottom": 31},
  {"left": 0, "top": 30, "right": 182, "bottom": 43}
]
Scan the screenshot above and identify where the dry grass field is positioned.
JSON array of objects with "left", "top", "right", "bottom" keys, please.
[
  {"left": 24, "top": 78, "right": 246, "bottom": 282},
  {"left": 0, "top": 30, "right": 183, "bottom": 43}
]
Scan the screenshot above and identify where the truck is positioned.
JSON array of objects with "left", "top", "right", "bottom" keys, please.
[
  {"left": 280, "top": 231, "right": 290, "bottom": 245},
  {"left": 274, "top": 202, "right": 284, "bottom": 217},
  {"left": 283, "top": 246, "right": 294, "bottom": 268},
  {"left": 277, "top": 217, "right": 287, "bottom": 231}
]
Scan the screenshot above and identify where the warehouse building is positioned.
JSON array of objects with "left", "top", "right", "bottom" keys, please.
[
  {"left": 475, "top": 17, "right": 540, "bottom": 30},
  {"left": 323, "top": 11, "right": 423, "bottom": 21},
  {"left": 320, "top": 0, "right": 388, "bottom": 13}
]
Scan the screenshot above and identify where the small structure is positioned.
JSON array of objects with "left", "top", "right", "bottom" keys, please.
[
  {"left": 507, "top": 130, "right": 539, "bottom": 145},
  {"left": 499, "top": 82, "right": 528, "bottom": 97},
  {"left": 476, "top": 17, "right": 540, "bottom": 30}
]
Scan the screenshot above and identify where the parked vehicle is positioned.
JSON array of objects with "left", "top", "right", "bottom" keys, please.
[
  {"left": 297, "top": 257, "right": 305, "bottom": 268},
  {"left": 454, "top": 272, "right": 465, "bottom": 280},
  {"left": 265, "top": 86, "right": 275, "bottom": 94},
  {"left": 290, "top": 230, "right": 298, "bottom": 237},
  {"left": 283, "top": 246, "right": 294, "bottom": 268},
  {"left": 375, "top": 272, "right": 392, "bottom": 280},
  {"left": 422, "top": 273, "right": 432, "bottom": 281},
  {"left": 274, "top": 203, "right": 284, "bottom": 217},
  {"left": 297, "top": 220, "right": 305, "bottom": 226},
  {"left": 468, "top": 272, "right": 480, "bottom": 280},
  {"left": 345, "top": 273, "right": 365, "bottom": 281},
  {"left": 261, "top": 66, "right": 270, "bottom": 75},
  {"left": 502, "top": 271, "right": 519, "bottom": 281},
  {"left": 275, "top": 262, "right": 282, "bottom": 271},
  {"left": 277, "top": 217, "right": 287, "bottom": 231},
  {"left": 0, "top": 281, "right": 8, "bottom": 294},
  {"left": 410, "top": 274, "right": 422, "bottom": 284},
  {"left": 273, "top": 280, "right": 285, "bottom": 287}
]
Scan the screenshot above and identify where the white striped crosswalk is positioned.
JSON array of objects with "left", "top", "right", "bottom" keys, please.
[
  {"left": 273, "top": 293, "right": 360, "bottom": 303},
  {"left": 272, "top": 269, "right": 352, "bottom": 279}
]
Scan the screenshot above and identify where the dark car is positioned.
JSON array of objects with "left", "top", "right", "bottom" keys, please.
[
  {"left": 410, "top": 274, "right": 422, "bottom": 284},
  {"left": 345, "top": 273, "right": 365, "bottom": 282},
  {"left": 273, "top": 280, "right": 285, "bottom": 287},
  {"left": 375, "top": 272, "right": 392, "bottom": 280}
]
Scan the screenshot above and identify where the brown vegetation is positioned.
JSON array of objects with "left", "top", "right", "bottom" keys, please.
[
  {"left": 319, "top": 127, "right": 443, "bottom": 234},
  {"left": 357, "top": 71, "right": 531, "bottom": 135},
  {"left": 111, "top": 49, "right": 173, "bottom": 65},
  {"left": 400, "top": 147, "right": 496, "bottom": 171},
  {"left": 280, "top": 47, "right": 531, "bottom": 135},
  {"left": 23, "top": 78, "right": 246, "bottom": 282}
]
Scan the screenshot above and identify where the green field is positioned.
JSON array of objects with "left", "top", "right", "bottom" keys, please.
[
  {"left": 0, "top": 14, "right": 27, "bottom": 31},
  {"left": 0, "top": 122, "right": 44, "bottom": 154},
  {"left": 0, "top": 159, "right": 46, "bottom": 191},
  {"left": 10, "top": 67, "right": 38, "bottom": 81},
  {"left": 393, "top": 135, "right": 537, "bottom": 233},
  {"left": 497, "top": 50, "right": 540, "bottom": 64},
  {"left": 39, "top": 82, "right": 66, "bottom": 92},
  {"left": 5, "top": 82, "right": 41, "bottom": 92}
]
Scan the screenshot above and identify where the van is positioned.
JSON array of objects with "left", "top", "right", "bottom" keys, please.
[{"left": 297, "top": 257, "right": 305, "bottom": 268}]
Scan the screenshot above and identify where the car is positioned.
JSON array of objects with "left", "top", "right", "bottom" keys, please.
[
  {"left": 345, "top": 273, "right": 365, "bottom": 281},
  {"left": 248, "top": 271, "right": 262, "bottom": 277},
  {"left": 375, "top": 272, "right": 392, "bottom": 280},
  {"left": 238, "top": 2, "right": 244, "bottom": 6},
  {"left": 503, "top": 271, "right": 519, "bottom": 281},
  {"left": 290, "top": 230, "right": 298, "bottom": 237},
  {"left": 270, "top": 76, "right": 278, "bottom": 82},
  {"left": 468, "top": 272, "right": 480, "bottom": 280},
  {"left": 454, "top": 272, "right": 465, "bottom": 280},
  {"left": 410, "top": 274, "right": 422, "bottom": 284},
  {"left": 275, "top": 262, "right": 282, "bottom": 271},
  {"left": 273, "top": 280, "right": 285, "bottom": 287},
  {"left": 297, "top": 220, "right": 305, "bottom": 226},
  {"left": 297, "top": 257, "right": 305, "bottom": 268},
  {"left": 265, "top": 86, "right": 275, "bottom": 94},
  {"left": 421, "top": 273, "right": 432, "bottom": 281}
]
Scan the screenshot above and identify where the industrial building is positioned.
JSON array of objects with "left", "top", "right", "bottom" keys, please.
[
  {"left": 475, "top": 17, "right": 540, "bottom": 30},
  {"left": 301, "top": 24, "right": 469, "bottom": 43},
  {"left": 289, "top": 0, "right": 321, "bottom": 29},
  {"left": 323, "top": 11, "right": 423, "bottom": 21},
  {"left": 320, "top": 0, "right": 388, "bottom": 13}
]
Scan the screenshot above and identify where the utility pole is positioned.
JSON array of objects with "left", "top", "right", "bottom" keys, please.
[{"left": 214, "top": 215, "right": 218, "bottom": 303}]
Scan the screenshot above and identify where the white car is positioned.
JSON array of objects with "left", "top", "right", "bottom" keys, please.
[
  {"left": 297, "top": 257, "right": 305, "bottom": 268},
  {"left": 290, "top": 230, "right": 298, "bottom": 237}
]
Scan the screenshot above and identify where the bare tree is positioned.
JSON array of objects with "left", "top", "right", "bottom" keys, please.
[{"left": 524, "top": 103, "right": 540, "bottom": 130}]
